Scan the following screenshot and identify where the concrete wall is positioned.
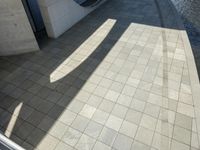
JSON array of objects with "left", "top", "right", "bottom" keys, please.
[
  {"left": 38, "top": 0, "right": 105, "bottom": 38},
  {"left": 0, "top": 0, "right": 39, "bottom": 56}
]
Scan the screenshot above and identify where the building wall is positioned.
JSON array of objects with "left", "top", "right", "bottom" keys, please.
[
  {"left": 38, "top": 0, "right": 105, "bottom": 38},
  {"left": 0, "top": 0, "right": 39, "bottom": 56}
]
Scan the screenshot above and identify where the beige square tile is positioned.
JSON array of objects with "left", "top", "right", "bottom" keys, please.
[
  {"left": 138, "top": 81, "right": 152, "bottom": 91},
  {"left": 134, "top": 89, "right": 149, "bottom": 101},
  {"left": 75, "top": 134, "right": 96, "bottom": 150},
  {"left": 144, "top": 103, "right": 160, "bottom": 118},
  {"left": 84, "top": 121, "right": 103, "bottom": 138},
  {"left": 80, "top": 104, "right": 96, "bottom": 119},
  {"left": 75, "top": 90, "right": 91, "bottom": 103},
  {"left": 105, "top": 115, "right": 123, "bottom": 131},
  {"left": 99, "top": 78, "right": 113, "bottom": 88},
  {"left": 135, "top": 127, "right": 154, "bottom": 146},
  {"left": 99, "top": 99, "right": 114, "bottom": 113},
  {"left": 87, "top": 95, "right": 103, "bottom": 108},
  {"left": 71, "top": 115, "right": 89, "bottom": 132},
  {"left": 105, "top": 90, "right": 120, "bottom": 102},
  {"left": 159, "top": 108, "right": 176, "bottom": 124},
  {"left": 168, "top": 89, "right": 179, "bottom": 101},
  {"left": 67, "top": 100, "right": 85, "bottom": 114},
  {"left": 191, "top": 132, "right": 200, "bottom": 149},
  {"left": 117, "top": 94, "right": 132, "bottom": 107},
  {"left": 125, "top": 109, "right": 142, "bottom": 125},
  {"left": 177, "top": 102, "right": 195, "bottom": 117},
  {"left": 175, "top": 113, "right": 192, "bottom": 130},
  {"left": 131, "top": 141, "right": 150, "bottom": 150},
  {"left": 119, "top": 121, "right": 138, "bottom": 138},
  {"left": 171, "top": 140, "right": 190, "bottom": 150},
  {"left": 58, "top": 109, "right": 77, "bottom": 125},
  {"left": 122, "top": 85, "right": 136, "bottom": 97},
  {"left": 92, "top": 109, "right": 109, "bottom": 125},
  {"left": 37, "top": 134, "right": 59, "bottom": 150},
  {"left": 113, "top": 133, "right": 133, "bottom": 150},
  {"left": 152, "top": 133, "right": 171, "bottom": 150},
  {"left": 173, "top": 126, "right": 191, "bottom": 145},
  {"left": 62, "top": 127, "right": 82, "bottom": 146},
  {"left": 126, "top": 77, "right": 140, "bottom": 87},
  {"left": 49, "top": 121, "right": 68, "bottom": 139},
  {"left": 110, "top": 81, "right": 124, "bottom": 93},
  {"left": 93, "top": 86, "right": 108, "bottom": 97},
  {"left": 55, "top": 141, "right": 73, "bottom": 150},
  {"left": 111, "top": 104, "right": 128, "bottom": 119},
  {"left": 130, "top": 98, "right": 146, "bottom": 112},
  {"left": 93, "top": 141, "right": 111, "bottom": 150},
  {"left": 179, "top": 93, "right": 193, "bottom": 105},
  {"left": 147, "top": 93, "right": 162, "bottom": 106},
  {"left": 98, "top": 127, "right": 117, "bottom": 146},
  {"left": 156, "top": 120, "right": 174, "bottom": 138},
  {"left": 140, "top": 114, "right": 157, "bottom": 130}
]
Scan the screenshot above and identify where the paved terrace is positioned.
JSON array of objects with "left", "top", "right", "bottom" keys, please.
[{"left": 0, "top": 0, "right": 200, "bottom": 149}]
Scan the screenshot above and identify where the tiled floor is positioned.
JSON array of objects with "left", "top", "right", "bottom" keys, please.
[{"left": 0, "top": 0, "right": 200, "bottom": 150}]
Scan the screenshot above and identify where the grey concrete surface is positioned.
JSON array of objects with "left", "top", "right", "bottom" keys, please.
[{"left": 0, "top": 0, "right": 200, "bottom": 149}]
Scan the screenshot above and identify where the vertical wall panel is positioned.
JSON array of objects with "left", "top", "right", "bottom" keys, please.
[{"left": 0, "top": 0, "right": 39, "bottom": 56}]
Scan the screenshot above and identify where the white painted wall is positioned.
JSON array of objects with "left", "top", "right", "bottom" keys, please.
[
  {"left": 38, "top": 0, "right": 105, "bottom": 38},
  {"left": 0, "top": 0, "right": 39, "bottom": 56}
]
